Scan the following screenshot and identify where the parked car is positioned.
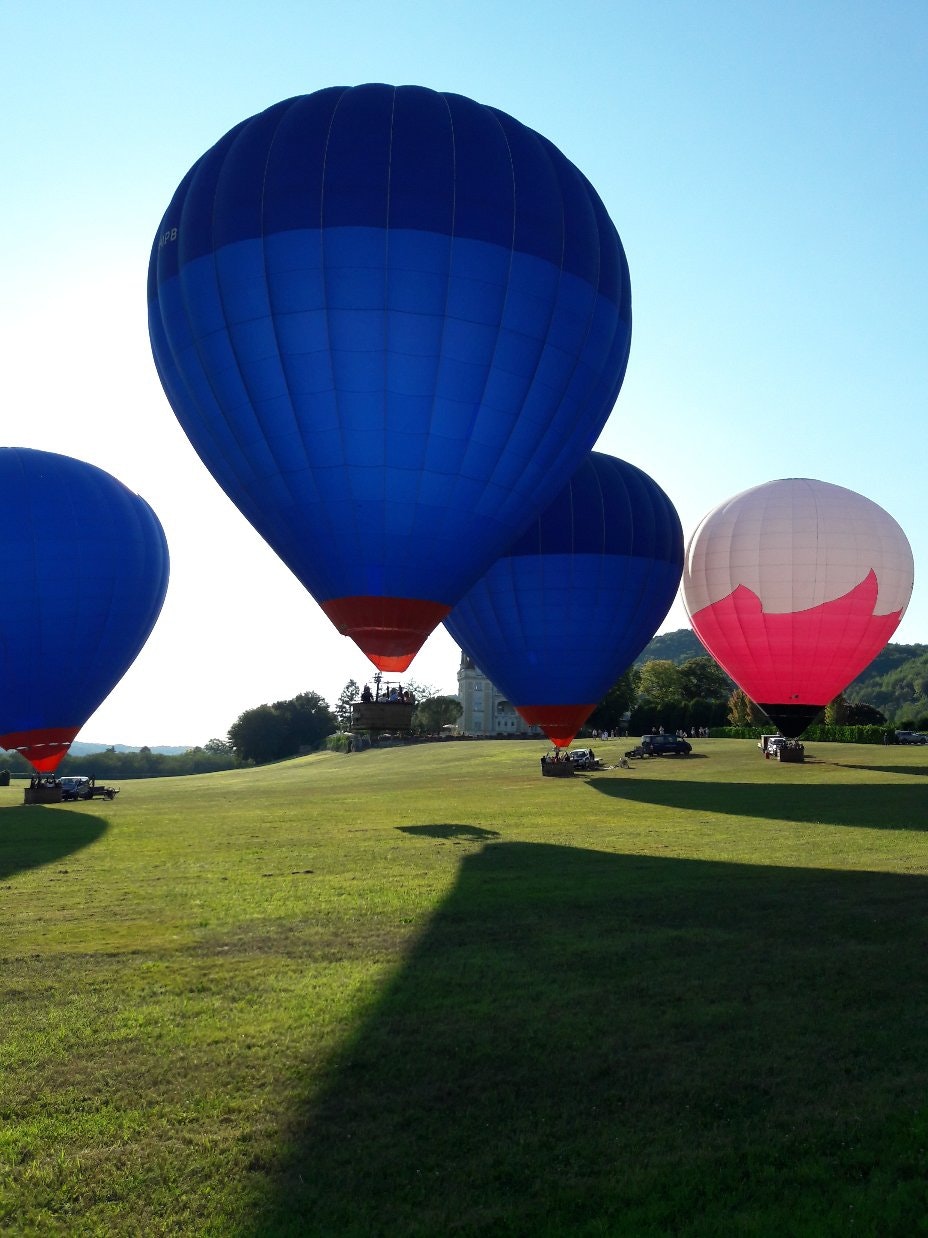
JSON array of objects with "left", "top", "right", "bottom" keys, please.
[
  {"left": 760, "top": 735, "right": 787, "bottom": 758},
  {"left": 895, "top": 731, "right": 928, "bottom": 745},
  {"left": 567, "top": 748, "right": 599, "bottom": 770},
  {"left": 640, "top": 734, "right": 692, "bottom": 757}
]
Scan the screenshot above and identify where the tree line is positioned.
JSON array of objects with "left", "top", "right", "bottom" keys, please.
[
  {"left": 4, "top": 637, "right": 920, "bottom": 779},
  {"left": 0, "top": 680, "right": 465, "bottom": 777},
  {"left": 588, "top": 656, "right": 734, "bottom": 734}
]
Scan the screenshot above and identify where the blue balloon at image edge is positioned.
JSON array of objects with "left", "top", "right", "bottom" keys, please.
[
  {"left": 444, "top": 452, "right": 684, "bottom": 745},
  {"left": 0, "top": 449, "right": 170, "bottom": 770},
  {"left": 148, "top": 83, "right": 632, "bottom": 671}
]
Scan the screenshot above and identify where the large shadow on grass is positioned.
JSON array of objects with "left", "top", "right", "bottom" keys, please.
[
  {"left": 0, "top": 804, "right": 108, "bottom": 880},
  {"left": 241, "top": 843, "right": 928, "bottom": 1235},
  {"left": 592, "top": 776, "right": 927, "bottom": 831}
]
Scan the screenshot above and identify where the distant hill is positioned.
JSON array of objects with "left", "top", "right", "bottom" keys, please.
[
  {"left": 841, "top": 644, "right": 928, "bottom": 722},
  {"left": 69, "top": 741, "right": 192, "bottom": 756},
  {"left": 634, "top": 629, "right": 705, "bottom": 666},
  {"left": 636, "top": 630, "right": 928, "bottom": 723}
]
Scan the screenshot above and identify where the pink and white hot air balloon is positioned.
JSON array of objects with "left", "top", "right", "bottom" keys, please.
[{"left": 682, "top": 478, "right": 914, "bottom": 737}]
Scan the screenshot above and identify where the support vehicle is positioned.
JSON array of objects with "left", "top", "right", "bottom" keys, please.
[{"left": 58, "top": 776, "right": 119, "bottom": 801}]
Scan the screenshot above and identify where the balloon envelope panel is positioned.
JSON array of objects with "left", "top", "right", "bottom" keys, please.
[
  {"left": 682, "top": 478, "right": 913, "bottom": 725},
  {"left": 149, "top": 85, "right": 631, "bottom": 667},
  {"left": 445, "top": 452, "right": 683, "bottom": 744},
  {"left": 0, "top": 449, "right": 170, "bottom": 769}
]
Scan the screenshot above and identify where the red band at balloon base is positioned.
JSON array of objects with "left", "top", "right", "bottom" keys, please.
[
  {"left": 516, "top": 704, "right": 596, "bottom": 748},
  {"left": 0, "top": 726, "right": 80, "bottom": 772},
  {"left": 321, "top": 595, "right": 451, "bottom": 672}
]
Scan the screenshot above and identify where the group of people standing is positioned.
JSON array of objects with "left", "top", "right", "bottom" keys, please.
[{"left": 360, "top": 683, "right": 415, "bottom": 705}]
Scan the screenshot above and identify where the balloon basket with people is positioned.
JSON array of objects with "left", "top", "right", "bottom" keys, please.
[
  {"left": 351, "top": 680, "right": 416, "bottom": 734},
  {"left": 539, "top": 746, "right": 603, "bottom": 777}
]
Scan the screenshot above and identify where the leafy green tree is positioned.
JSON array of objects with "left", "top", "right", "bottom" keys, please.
[
  {"left": 678, "top": 657, "right": 732, "bottom": 702},
  {"left": 56, "top": 746, "right": 237, "bottom": 779},
  {"left": 636, "top": 660, "right": 683, "bottom": 706},
  {"left": 228, "top": 691, "right": 336, "bottom": 764},
  {"left": 844, "top": 702, "right": 886, "bottom": 726},
  {"left": 228, "top": 704, "right": 290, "bottom": 764},
  {"left": 588, "top": 669, "right": 638, "bottom": 731},
  {"left": 335, "top": 679, "right": 360, "bottom": 731},
  {"left": 273, "top": 691, "right": 337, "bottom": 754},
  {"left": 824, "top": 694, "right": 849, "bottom": 725},
  {"left": 204, "top": 737, "right": 233, "bottom": 754},
  {"left": 628, "top": 698, "right": 663, "bottom": 732},
  {"left": 727, "top": 689, "right": 766, "bottom": 727},
  {"left": 401, "top": 678, "right": 438, "bottom": 705},
  {"left": 413, "top": 695, "right": 462, "bottom": 733},
  {"left": 684, "top": 697, "right": 730, "bottom": 729}
]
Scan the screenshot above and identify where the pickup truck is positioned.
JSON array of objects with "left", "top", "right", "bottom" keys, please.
[{"left": 58, "top": 776, "right": 119, "bottom": 801}]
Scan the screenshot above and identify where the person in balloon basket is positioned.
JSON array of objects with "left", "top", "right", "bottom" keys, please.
[{"left": 361, "top": 684, "right": 373, "bottom": 703}]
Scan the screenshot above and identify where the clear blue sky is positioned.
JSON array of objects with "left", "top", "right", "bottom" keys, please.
[{"left": 2, "top": 1, "right": 925, "bottom": 745}]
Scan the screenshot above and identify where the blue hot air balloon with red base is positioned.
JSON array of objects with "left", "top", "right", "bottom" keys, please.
[
  {"left": 148, "top": 84, "right": 632, "bottom": 671},
  {"left": 445, "top": 452, "right": 683, "bottom": 747},
  {"left": 0, "top": 449, "right": 169, "bottom": 771}
]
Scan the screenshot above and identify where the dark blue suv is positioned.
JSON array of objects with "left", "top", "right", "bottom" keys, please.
[{"left": 640, "top": 734, "right": 692, "bottom": 757}]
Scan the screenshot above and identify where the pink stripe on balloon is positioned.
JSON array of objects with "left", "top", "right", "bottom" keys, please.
[{"left": 690, "top": 570, "right": 902, "bottom": 706}]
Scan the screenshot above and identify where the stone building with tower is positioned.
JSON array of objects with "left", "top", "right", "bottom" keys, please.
[{"left": 455, "top": 650, "right": 540, "bottom": 738}]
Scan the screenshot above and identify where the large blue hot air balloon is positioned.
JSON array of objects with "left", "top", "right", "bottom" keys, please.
[
  {"left": 444, "top": 452, "right": 683, "bottom": 746},
  {"left": 148, "top": 84, "right": 631, "bottom": 671},
  {"left": 0, "top": 449, "right": 169, "bottom": 770}
]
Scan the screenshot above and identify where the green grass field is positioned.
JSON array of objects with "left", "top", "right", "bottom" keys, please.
[{"left": 2, "top": 738, "right": 927, "bottom": 1236}]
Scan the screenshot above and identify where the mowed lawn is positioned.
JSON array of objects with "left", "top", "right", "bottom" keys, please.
[{"left": 2, "top": 738, "right": 927, "bottom": 1236}]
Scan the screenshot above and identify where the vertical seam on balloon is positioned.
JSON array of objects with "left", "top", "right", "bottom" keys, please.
[
  {"left": 449, "top": 106, "right": 518, "bottom": 498},
  {"left": 68, "top": 465, "right": 109, "bottom": 728},
  {"left": 506, "top": 157, "right": 618, "bottom": 524},
  {"left": 149, "top": 200, "right": 249, "bottom": 523},
  {"left": 807, "top": 478, "right": 833, "bottom": 701},
  {"left": 168, "top": 119, "right": 282, "bottom": 547},
  {"left": 214, "top": 111, "right": 301, "bottom": 555},
  {"left": 728, "top": 487, "right": 761, "bottom": 705},
  {"left": 319, "top": 88, "right": 364, "bottom": 602},
  {"left": 409, "top": 89, "right": 457, "bottom": 603},
  {"left": 204, "top": 123, "right": 277, "bottom": 525},
  {"left": 252, "top": 99, "right": 315, "bottom": 587},
  {"left": 722, "top": 492, "right": 758, "bottom": 704},
  {"left": 480, "top": 125, "right": 567, "bottom": 507},
  {"left": 480, "top": 128, "right": 582, "bottom": 520},
  {"left": 79, "top": 483, "right": 166, "bottom": 731},
  {"left": 754, "top": 482, "right": 778, "bottom": 703},
  {"left": 381, "top": 86, "right": 396, "bottom": 614},
  {"left": 148, "top": 248, "right": 227, "bottom": 523},
  {"left": 68, "top": 467, "right": 117, "bottom": 722},
  {"left": 816, "top": 477, "right": 856, "bottom": 703},
  {"left": 612, "top": 462, "right": 656, "bottom": 683},
  {"left": 509, "top": 551, "right": 532, "bottom": 712},
  {"left": 21, "top": 451, "right": 40, "bottom": 729}
]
